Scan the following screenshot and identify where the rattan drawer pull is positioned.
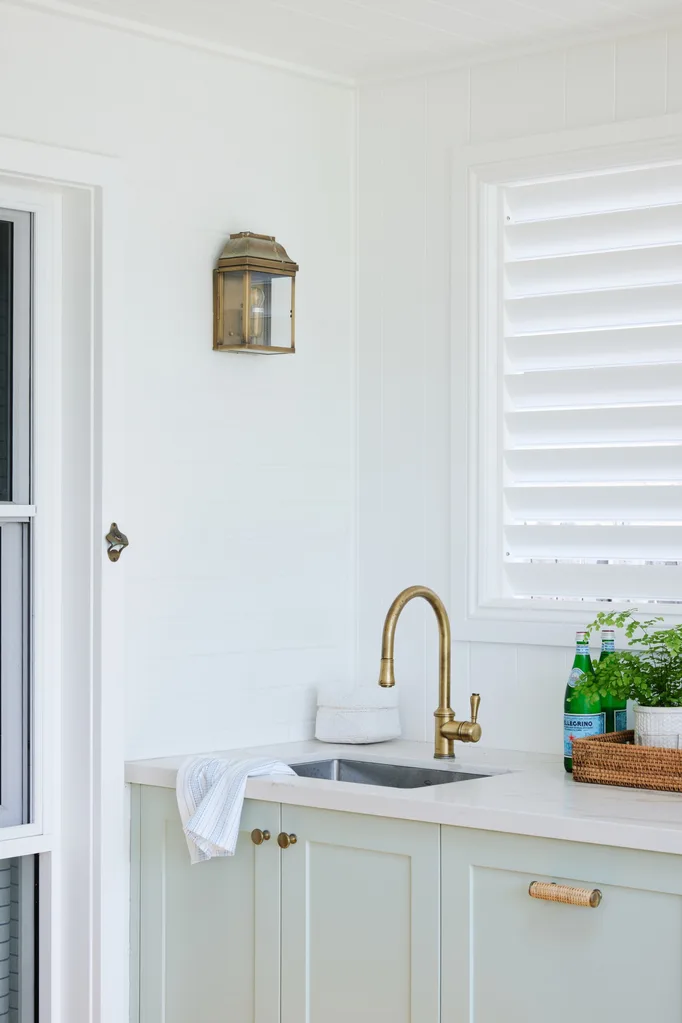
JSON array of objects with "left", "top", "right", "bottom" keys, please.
[{"left": 529, "top": 881, "right": 602, "bottom": 908}]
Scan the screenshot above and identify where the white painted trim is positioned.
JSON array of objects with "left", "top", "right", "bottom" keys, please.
[
  {"left": 10, "top": 0, "right": 682, "bottom": 88},
  {"left": 359, "top": 18, "right": 682, "bottom": 85},
  {"left": 0, "top": 504, "right": 35, "bottom": 519},
  {"left": 350, "top": 85, "right": 360, "bottom": 679},
  {"left": 0, "top": 134, "right": 127, "bottom": 1023},
  {"left": 0, "top": 832, "right": 52, "bottom": 859},
  {"left": 451, "top": 114, "right": 682, "bottom": 646},
  {"left": 0, "top": 181, "right": 61, "bottom": 838},
  {"left": 7, "top": 0, "right": 355, "bottom": 87}
]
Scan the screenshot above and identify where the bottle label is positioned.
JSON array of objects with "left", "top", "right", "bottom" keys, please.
[
  {"left": 564, "top": 713, "right": 605, "bottom": 757},
  {"left": 575, "top": 641, "right": 589, "bottom": 654},
  {"left": 614, "top": 709, "right": 627, "bottom": 731},
  {"left": 567, "top": 668, "right": 586, "bottom": 688},
  {"left": 601, "top": 641, "right": 615, "bottom": 653}
]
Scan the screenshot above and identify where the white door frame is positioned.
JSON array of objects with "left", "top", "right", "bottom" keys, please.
[{"left": 0, "top": 135, "right": 127, "bottom": 1023}]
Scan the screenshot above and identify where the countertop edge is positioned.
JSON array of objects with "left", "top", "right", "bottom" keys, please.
[{"left": 125, "top": 740, "right": 682, "bottom": 858}]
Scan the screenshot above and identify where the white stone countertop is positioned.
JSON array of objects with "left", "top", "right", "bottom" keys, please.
[{"left": 125, "top": 739, "right": 682, "bottom": 856}]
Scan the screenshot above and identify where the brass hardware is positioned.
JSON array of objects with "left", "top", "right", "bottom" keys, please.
[
  {"left": 378, "top": 586, "right": 482, "bottom": 759},
  {"left": 529, "top": 881, "right": 602, "bottom": 908},
  {"left": 250, "top": 829, "right": 271, "bottom": 845},
  {"left": 106, "top": 523, "right": 129, "bottom": 562},
  {"left": 442, "top": 692, "right": 482, "bottom": 745},
  {"left": 277, "top": 832, "right": 297, "bottom": 849},
  {"left": 213, "top": 232, "right": 297, "bottom": 354}
]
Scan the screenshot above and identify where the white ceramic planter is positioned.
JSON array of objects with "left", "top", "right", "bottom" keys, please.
[{"left": 634, "top": 704, "right": 682, "bottom": 749}]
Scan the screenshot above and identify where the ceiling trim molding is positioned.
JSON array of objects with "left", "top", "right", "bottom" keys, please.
[
  {"left": 357, "top": 13, "right": 682, "bottom": 86},
  {"left": 7, "top": 0, "right": 682, "bottom": 91},
  {"left": 4, "top": 0, "right": 355, "bottom": 88}
]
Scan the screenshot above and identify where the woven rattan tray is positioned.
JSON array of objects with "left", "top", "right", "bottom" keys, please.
[{"left": 572, "top": 729, "right": 682, "bottom": 792}]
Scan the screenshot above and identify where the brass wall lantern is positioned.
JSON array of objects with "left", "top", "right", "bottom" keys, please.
[{"left": 213, "top": 231, "right": 298, "bottom": 354}]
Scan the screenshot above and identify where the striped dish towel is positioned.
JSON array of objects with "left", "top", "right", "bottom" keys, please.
[{"left": 177, "top": 756, "right": 296, "bottom": 864}]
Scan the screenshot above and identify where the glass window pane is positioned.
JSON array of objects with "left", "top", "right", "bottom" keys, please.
[
  {"left": 0, "top": 524, "right": 29, "bottom": 827},
  {"left": 0, "top": 211, "right": 30, "bottom": 506},
  {"left": 0, "top": 223, "right": 12, "bottom": 503}
]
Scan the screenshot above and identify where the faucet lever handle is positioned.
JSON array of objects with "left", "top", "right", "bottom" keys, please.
[{"left": 470, "top": 693, "right": 481, "bottom": 724}]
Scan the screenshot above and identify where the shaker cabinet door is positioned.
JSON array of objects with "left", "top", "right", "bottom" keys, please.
[
  {"left": 442, "top": 826, "right": 682, "bottom": 1023},
  {"left": 280, "top": 805, "right": 440, "bottom": 1023},
  {"left": 132, "top": 786, "right": 281, "bottom": 1023}
]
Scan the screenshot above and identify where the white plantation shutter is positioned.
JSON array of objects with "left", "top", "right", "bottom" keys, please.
[{"left": 501, "top": 161, "right": 682, "bottom": 606}]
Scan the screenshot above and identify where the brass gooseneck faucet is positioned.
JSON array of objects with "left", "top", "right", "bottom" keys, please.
[{"left": 378, "top": 585, "right": 481, "bottom": 759}]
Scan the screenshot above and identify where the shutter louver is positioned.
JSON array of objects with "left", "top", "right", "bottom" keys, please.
[{"left": 502, "top": 163, "right": 682, "bottom": 605}]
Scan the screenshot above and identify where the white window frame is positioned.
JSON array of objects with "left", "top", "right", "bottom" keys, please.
[
  {"left": 451, "top": 115, "right": 682, "bottom": 647},
  {"left": 0, "top": 138, "right": 126, "bottom": 1023},
  {"left": 0, "top": 181, "right": 61, "bottom": 850}
]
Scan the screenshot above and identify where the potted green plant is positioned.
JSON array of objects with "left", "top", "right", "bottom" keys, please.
[{"left": 574, "top": 610, "right": 682, "bottom": 749}]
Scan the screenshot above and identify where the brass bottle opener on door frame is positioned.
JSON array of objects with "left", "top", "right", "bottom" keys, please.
[{"left": 106, "top": 523, "right": 129, "bottom": 562}]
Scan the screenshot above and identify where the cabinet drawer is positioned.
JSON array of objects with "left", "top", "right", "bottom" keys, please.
[{"left": 442, "top": 827, "right": 682, "bottom": 1023}]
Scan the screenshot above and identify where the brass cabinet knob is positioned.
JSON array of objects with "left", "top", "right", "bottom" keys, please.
[
  {"left": 277, "top": 832, "right": 297, "bottom": 849},
  {"left": 250, "top": 829, "right": 271, "bottom": 845}
]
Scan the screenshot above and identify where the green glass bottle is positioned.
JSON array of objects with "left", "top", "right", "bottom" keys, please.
[
  {"left": 564, "top": 630, "right": 604, "bottom": 773},
  {"left": 599, "top": 628, "right": 627, "bottom": 733}
]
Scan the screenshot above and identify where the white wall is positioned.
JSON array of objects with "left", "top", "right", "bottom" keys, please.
[
  {"left": 0, "top": 2, "right": 355, "bottom": 759},
  {"left": 357, "top": 30, "right": 682, "bottom": 755}
]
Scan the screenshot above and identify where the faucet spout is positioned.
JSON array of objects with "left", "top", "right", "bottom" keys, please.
[{"left": 377, "top": 585, "right": 481, "bottom": 759}]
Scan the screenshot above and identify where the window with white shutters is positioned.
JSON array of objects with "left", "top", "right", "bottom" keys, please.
[{"left": 496, "top": 161, "right": 682, "bottom": 609}]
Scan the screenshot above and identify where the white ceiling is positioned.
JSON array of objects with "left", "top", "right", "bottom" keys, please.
[{"left": 20, "top": 0, "right": 682, "bottom": 80}]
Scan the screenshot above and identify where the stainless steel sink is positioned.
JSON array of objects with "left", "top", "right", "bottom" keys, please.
[{"left": 289, "top": 759, "right": 490, "bottom": 789}]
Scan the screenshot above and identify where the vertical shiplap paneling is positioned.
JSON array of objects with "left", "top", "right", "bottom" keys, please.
[
  {"left": 513, "top": 645, "right": 570, "bottom": 755},
  {"left": 377, "top": 78, "right": 430, "bottom": 739},
  {"left": 470, "top": 51, "right": 565, "bottom": 144},
  {"left": 451, "top": 640, "right": 471, "bottom": 727},
  {"left": 358, "top": 27, "right": 682, "bottom": 754},
  {"left": 468, "top": 643, "right": 518, "bottom": 750},
  {"left": 423, "top": 69, "right": 470, "bottom": 715},
  {"left": 566, "top": 41, "right": 616, "bottom": 128},
  {"left": 470, "top": 57, "right": 520, "bottom": 144},
  {"left": 665, "top": 29, "right": 682, "bottom": 113},
  {"left": 615, "top": 32, "right": 667, "bottom": 121},
  {"left": 357, "top": 79, "right": 431, "bottom": 737},
  {"left": 357, "top": 84, "right": 391, "bottom": 694},
  {"left": 472, "top": 641, "right": 575, "bottom": 756}
]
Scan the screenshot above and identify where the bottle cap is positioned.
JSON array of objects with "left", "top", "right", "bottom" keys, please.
[{"left": 575, "top": 630, "right": 588, "bottom": 642}]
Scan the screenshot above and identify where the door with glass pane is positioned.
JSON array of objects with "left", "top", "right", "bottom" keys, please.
[{"left": 0, "top": 210, "right": 31, "bottom": 830}]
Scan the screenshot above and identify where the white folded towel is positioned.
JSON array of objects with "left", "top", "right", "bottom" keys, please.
[
  {"left": 177, "top": 756, "right": 295, "bottom": 864},
  {"left": 315, "top": 685, "right": 401, "bottom": 744}
]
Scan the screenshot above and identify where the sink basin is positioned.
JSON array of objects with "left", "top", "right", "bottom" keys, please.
[{"left": 289, "top": 759, "right": 490, "bottom": 789}]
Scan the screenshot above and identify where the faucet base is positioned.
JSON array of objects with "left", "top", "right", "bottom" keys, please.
[{"left": 434, "top": 708, "right": 455, "bottom": 759}]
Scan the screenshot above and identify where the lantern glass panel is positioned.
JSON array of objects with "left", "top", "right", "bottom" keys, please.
[
  {"left": 248, "top": 271, "right": 292, "bottom": 349},
  {"left": 219, "top": 270, "right": 245, "bottom": 345}
]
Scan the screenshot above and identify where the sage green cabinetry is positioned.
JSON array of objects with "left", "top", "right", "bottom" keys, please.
[
  {"left": 280, "top": 805, "right": 440, "bottom": 1023},
  {"left": 131, "top": 785, "right": 281, "bottom": 1023},
  {"left": 131, "top": 787, "right": 438, "bottom": 1023},
  {"left": 132, "top": 785, "right": 682, "bottom": 1023},
  {"left": 442, "top": 826, "right": 682, "bottom": 1023}
]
